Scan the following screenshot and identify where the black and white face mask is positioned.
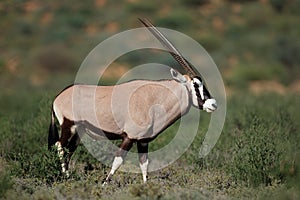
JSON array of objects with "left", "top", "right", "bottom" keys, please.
[{"left": 191, "top": 77, "right": 217, "bottom": 112}]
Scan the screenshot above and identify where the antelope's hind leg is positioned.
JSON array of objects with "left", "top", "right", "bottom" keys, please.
[
  {"left": 137, "top": 142, "right": 149, "bottom": 183},
  {"left": 66, "top": 132, "right": 80, "bottom": 170},
  {"left": 56, "top": 118, "right": 79, "bottom": 176},
  {"left": 103, "top": 135, "right": 133, "bottom": 186}
]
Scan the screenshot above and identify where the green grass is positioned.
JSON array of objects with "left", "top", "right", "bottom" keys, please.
[
  {"left": 0, "top": 93, "right": 299, "bottom": 199},
  {"left": 1, "top": 0, "right": 300, "bottom": 199}
]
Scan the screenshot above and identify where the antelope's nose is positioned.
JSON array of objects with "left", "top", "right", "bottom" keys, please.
[
  {"left": 203, "top": 98, "right": 217, "bottom": 113},
  {"left": 212, "top": 103, "right": 217, "bottom": 110}
]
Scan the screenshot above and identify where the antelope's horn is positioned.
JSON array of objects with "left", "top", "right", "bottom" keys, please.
[{"left": 139, "top": 18, "right": 197, "bottom": 77}]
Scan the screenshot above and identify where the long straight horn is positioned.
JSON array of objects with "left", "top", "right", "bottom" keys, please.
[{"left": 139, "top": 18, "right": 197, "bottom": 77}]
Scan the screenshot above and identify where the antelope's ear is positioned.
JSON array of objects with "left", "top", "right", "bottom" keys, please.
[{"left": 170, "top": 68, "right": 187, "bottom": 83}]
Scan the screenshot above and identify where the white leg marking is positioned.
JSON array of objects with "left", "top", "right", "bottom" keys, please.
[
  {"left": 70, "top": 125, "right": 77, "bottom": 135},
  {"left": 103, "top": 156, "right": 123, "bottom": 186},
  {"left": 140, "top": 159, "right": 149, "bottom": 183},
  {"left": 110, "top": 156, "right": 123, "bottom": 174},
  {"left": 55, "top": 141, "right": 64, "bottom": 160},
  {"left": 55, "top": 141, "right": 69, "bottom": 176}
]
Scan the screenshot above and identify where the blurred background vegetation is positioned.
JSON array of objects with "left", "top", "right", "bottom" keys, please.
[
  {"left": 1, "top": 0, "right": 300, "bottom": 111},
  {"left": 0, "top": 0, "right": 300, "bottom": 199}
]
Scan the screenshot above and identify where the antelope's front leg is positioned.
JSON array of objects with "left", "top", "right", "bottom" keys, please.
[
  {"left": 103, "top": 136, "right": 133, "bottom": 186},
  {"left": 137, "top": 142, "right": 149, "bottom": 183}
]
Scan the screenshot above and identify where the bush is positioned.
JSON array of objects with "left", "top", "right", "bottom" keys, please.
[
  {"left": 232, "top": 116, "right": 282, "bottom": 186},
  {"left": 227, "top": 95, "right": 298, "bottom": 187},
  {"left": 0, "top": 97, "right": 65, "bottom": 183},
  {"left": 10, "top": 146, "right": 64, "bottom": 183}
]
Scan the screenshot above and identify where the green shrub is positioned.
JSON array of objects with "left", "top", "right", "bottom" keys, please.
[
  {"left": 232, "top": 116, "right": 282, "bottom": 186},
  {"left": 10, "top": 146, "right": 64, "bottom": 183},
  {"left": 227, "top": 95, "right": 298, "bottom": 187},
  {"left": 0, "top": 97, "right": 66, "bottom": 183}
]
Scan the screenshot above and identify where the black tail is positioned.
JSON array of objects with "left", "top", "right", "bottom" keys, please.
[{"left": 48, "top": 107, "right": 59, "bottom": 150}]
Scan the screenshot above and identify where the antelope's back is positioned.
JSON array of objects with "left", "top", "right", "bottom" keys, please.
[
  {"left": 53, "top": 80, "right": 190, "bottom": 140},
  {"left": 112, "top": 80, "right": 190, "bottom": 139}
]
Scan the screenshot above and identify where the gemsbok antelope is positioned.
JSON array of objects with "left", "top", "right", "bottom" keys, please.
[{"left": 48, "top": 18, "right": 217, "bottom": 184}]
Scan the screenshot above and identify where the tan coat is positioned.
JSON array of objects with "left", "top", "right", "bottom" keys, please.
[{"left": 53, "top": 79, "right": 191, "bottom": 140}]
